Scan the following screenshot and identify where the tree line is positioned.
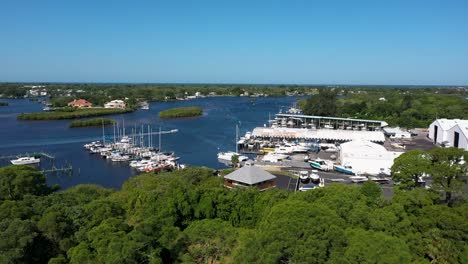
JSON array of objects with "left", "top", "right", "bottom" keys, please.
[
  {"left": 301, "top": 88, "right": 468, "bottom": 128},
  {"left": 0, "top": 158, "right": 466, "bottom": 263}
]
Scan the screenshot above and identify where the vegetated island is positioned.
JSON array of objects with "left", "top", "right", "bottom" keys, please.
[
  {"left": 69, "top": 118, "right": 116, "bottom": 128},
  {"left": 18, "top": 107, "right": 133, "bottom": 120},
  {"left": 159, "top": 106, "right": 203, "bottom": 118},
  {"left": 0, "top": 102, "right": 8, "bottom": 106}
]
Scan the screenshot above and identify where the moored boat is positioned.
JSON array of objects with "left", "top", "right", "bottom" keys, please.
[{"left": 11, "top": 156, "right": 40, "bottom": 165}]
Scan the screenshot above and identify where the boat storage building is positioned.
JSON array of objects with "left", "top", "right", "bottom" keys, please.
[
  {"left": 339, "top": 140, "right": 403, "bottom": 175},
  {"left": 428, "top": 119, "right": 468, "bottom": 150}
]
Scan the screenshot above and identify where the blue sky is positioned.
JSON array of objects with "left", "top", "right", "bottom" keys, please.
[{"left": 1, "top": 0, "right": 467, "bottom": 84}]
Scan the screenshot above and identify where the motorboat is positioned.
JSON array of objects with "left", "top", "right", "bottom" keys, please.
[
  {"left": 368, "top": 176, "right": 390, "bottom": 184},
  {"left": 298, "top": 184, "right": 318, "bottom": 191},
  {"left": 349, "top": 175, "right": 368, "bottom": 183},
  {"left": 217, "top": 151, "right": 248, "bottom": 162},
  {"left": 262, "top": 152, "right": 288, "bottom": 163},
  {"left": 10, "top": 156, "right": 40, "bottom": 165},
  {"left": 333, "top": 164, "right": 356, "bottom": 175},
  {"left": 299, "top": 171, "right": 309, "bottom": 183},
  {"left": 309, "top": 172, "right": 320, "bottom": 184},
  {"left": 274, "top": 145, "right": 293, "bottom": 154},
  {"left": 310, "top": 159, "right": 332, "bottom": 171}
]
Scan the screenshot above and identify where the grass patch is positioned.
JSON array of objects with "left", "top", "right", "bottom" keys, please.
[
  {"left": 18, "top": 108, "right": 133, "bottom": 120},
  {"left": 159, "top": 106, "right": 202, "bottom": 118},
  {"left": 70, "top": 118, "right": 116, "bottom": 128}
]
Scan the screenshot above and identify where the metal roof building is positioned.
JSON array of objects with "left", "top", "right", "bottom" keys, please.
[
  {"left": 252, "top": 127, "right": 386, "bottom": 143},
  {"left": 275, "top": 113, "right": 388, "bottom": 131},
  {"left": 224, "top": 160, "right": 276, "bottom": 190}
]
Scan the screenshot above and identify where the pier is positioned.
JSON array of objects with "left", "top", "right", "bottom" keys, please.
[{"left": 41, "top": 164, "right": 73, "bottom": 176}]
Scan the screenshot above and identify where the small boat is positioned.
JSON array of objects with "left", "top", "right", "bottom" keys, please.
[
  {"left": 11, "top": 156, "right": 40, "bottom": 165},
  {"left": 262, "top": 152, "right": 288, "bottom": 163},
  {"left": 349, "top": 175, "right": 368, "bottom": 183},
  {"left": 333, "top": 164, "right": 356, "bottom": 175},
  {"left": 309, "top": 172, "right": 320, "bottom": 184},
  {"left": 310, "top": 159, "right": 332, "bottom": 171},
  {"left": 368, "top": 176, "right": 390, "bottom": 184},
  {"left": 298, "top": 184, "right": 318, "bottom": 191},
  {"left": 299, "top": 171, "right": 309, "bottom": 183}
]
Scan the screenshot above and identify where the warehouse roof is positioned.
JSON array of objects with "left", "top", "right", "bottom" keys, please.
[{"left": 252, "top": 127, "right": 386, "bottom": 142}]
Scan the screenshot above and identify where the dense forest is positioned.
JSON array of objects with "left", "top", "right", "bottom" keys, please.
[
  {"left": 1, "top": 153, "right": 467, "bottom": 263},
  {"left": 301, "top": 88, "right": 468, "bottom": 128}
]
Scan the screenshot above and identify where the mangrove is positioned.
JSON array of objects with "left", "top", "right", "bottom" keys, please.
[
  {"left": 17, "top": 108, "right": 133, "bottom": 120},
  {"left": 69, "top": 117, "right": 116, "bottom": 128},
  {"left": 159, "top": 106, "right": 203, "bottom": 118}
]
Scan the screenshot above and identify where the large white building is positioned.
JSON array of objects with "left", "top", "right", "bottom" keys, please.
[
  {"left": 339, "top": 140, "right": 403, "bottom": 175},
  {"left": 428, "top": 119, "right": 468, "bottom": 150},
  {"left": 104, "top": 100, "right": 126, "bottom": 109}
]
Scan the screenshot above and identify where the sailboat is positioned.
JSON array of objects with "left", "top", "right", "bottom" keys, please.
[{"left": 217, "top": 123, "right": 248, "bottom": 163}]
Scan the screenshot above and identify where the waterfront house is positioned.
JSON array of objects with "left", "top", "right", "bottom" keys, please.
[
  {"left": 224, "top": 160, "right": 276, "bottom": 191},
  {"left": 68, "top": 99, "right": 92, "bottom": 108},
  {"left": 104, "top": 99, "right": 126, "bottom": 109}
]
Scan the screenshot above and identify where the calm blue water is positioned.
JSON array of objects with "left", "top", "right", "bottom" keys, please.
[{"left": 0, "top": 96, "right": 302, "bottom": 189}]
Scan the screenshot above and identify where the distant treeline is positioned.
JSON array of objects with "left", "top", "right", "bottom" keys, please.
[
  {"left": 18, "top": 108, "right": 132, "bottom": 120},
  {"left": 69, "top": 118, "right": 116, "bottom": 128},
  {"left": 159, "top": 106, "right": 203, "bottom": 118},
  {"left": 301, "top": 88, "right": 468, "bottom": 128},
  {"left": 1, "top": 83, "right": 466, "bottom": 105}
]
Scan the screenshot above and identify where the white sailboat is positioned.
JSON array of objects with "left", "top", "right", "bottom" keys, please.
[{"left": 218, "top": 123, "right": 248, "bottom": 163}]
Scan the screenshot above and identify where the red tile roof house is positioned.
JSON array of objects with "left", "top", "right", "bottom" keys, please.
[{"left": 68, "top": 99, "right": 93, "bottom": 108}]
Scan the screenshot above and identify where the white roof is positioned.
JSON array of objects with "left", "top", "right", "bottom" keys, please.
[
  {"left": 252, "top": 127, "right": 385, "bottom": 142},
  {"left": 340, "top": 139, "right": 387, "bottom": 154},
  {"left": 431, "top": 119, "right": 468, "bottom": 131},
  {"left": 448, "top": 122, "right": 468, "bottom": 139},
  {"left": 224, "top": 160, "right": 276, "bottom": 185}
]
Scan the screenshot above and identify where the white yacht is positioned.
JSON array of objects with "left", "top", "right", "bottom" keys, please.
[
  {"left": 11, "top": 156, "right": 40, "bottom": 165},
  {"left": 217, "top": 151, "right": 248, "bottom": 162},
  {"left": 349, "top": 175, "right": 368, "bottom": 183},
  {"left": 262, "top": 152, "right": 288, "bottom": 163}
]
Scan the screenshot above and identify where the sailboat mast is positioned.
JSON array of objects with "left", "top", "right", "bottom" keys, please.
[
  {"left": 159, "top": 126, "right": 161, "bottom": 152},
  {"left": 235, "top": 123, "right": 238, "bottom": 153},
  {"left": 102, "top": 119, "right": 105, "bottom": 144},
  {"left": 123, "top": 119, "right": 125, "bottom": 137}
]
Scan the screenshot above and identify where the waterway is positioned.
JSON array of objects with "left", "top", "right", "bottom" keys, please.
[{"left": 0, "top": 96, "right": 302, "bottom": 189}]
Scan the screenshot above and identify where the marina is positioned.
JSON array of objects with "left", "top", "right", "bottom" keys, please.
[{"left": 0, "top": 96, "right": 304, "bottom": 189}]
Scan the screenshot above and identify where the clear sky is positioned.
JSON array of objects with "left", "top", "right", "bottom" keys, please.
[{"left": 1, "top": 0, "right": 467, "bottom": 85}]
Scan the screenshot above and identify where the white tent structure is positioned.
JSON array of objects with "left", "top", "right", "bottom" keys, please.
[
  {"left": 428, "top": 119, "right": 468, "bottom": 150},
  {"left": 447, "top": 123, "right": 468, "bottom": 150},
  {"left": 339, "top": 140, "right": 403, "bottom": 175}
]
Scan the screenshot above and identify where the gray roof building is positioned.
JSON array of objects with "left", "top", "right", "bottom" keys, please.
[{"left": 224, "top": 160, "right": 276, "bottom": 190}]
